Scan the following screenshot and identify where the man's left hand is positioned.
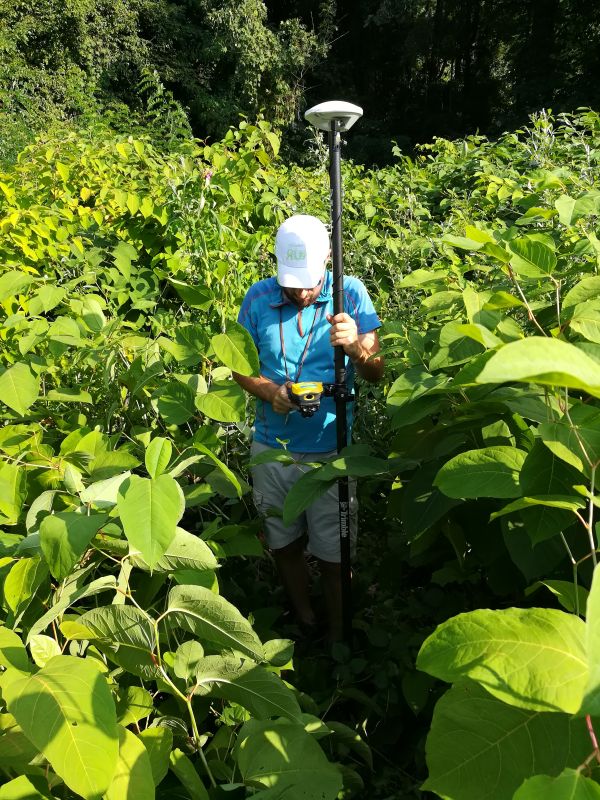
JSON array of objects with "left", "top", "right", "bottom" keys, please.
[{"left": 326, "top": 312, "right": 361, "bottom": 360}]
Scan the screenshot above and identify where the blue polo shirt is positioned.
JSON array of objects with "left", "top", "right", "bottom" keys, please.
[{"left": 237, "top": 270, "right": 381, "bottom": 452}]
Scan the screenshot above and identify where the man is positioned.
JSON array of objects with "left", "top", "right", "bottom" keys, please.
[{"left": 233, "top": 214, "right": 384, "bottom": 642}]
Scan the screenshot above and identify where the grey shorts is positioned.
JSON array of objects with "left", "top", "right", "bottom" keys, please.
[{"left": 251, "top": 440, "right": 358, "bottom": 563}]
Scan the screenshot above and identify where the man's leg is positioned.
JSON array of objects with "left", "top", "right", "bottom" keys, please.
[
  {"left": 251, "top": 441, "right": 314, "bottom": 627},
  {"left": 305, "top": 474, "right": 358, "bottom": 644},
  {"left": 272, "top": 535, "right": 315, "bottom": 628},
  {"left": 317, "top": 559, "right": 343, "bottom": 642}
]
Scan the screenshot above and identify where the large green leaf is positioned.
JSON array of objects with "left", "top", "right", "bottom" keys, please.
[
  {"left": 423, "top": 682, "right": 592, "bottom": 800},
  {"left": 115, "top": 685, "right": 154, "bottom": 726},
  {"left": 417, "top": 608, "right": 587, "bottom": 713},
  {"left": 165, "top": 584, "right": 264, "bottom": 661},
  {"left": 0, "top": 363, "right": 40, "bottom": 416},
  {"left": 236, "top": 719, "right": 342, "bottom": 799},
  {"left": 0, "top": 461, "right": 27, "bottom": 524},
  {"left": 434, "top": 447, "right": 527, "bottom": 499},
  {"left": 130, "top": 526, "right": 218, "bottom": 572},
  {"left": 0, "top": 776, "right": 52, "bottom": 800},
  {"left": 513, "top": 769, "right": 600, "bottom": 800},
  {"left": 145, "top": 436, "right": 172, "bottom": 479},
  {"left": 195, "top": 381, "right": 246, "bottom": 423},
  {"left": 152, "top": 381, "right": 195, "bottom": 425},
  {"left": 212, "top": 322, "right": 259, "bottom": 376},
  {"left": 105, "top": 726, "right": 155, "bottom": 800},
  {"left": 4, "top": 556, "right": 49, "bottom": 622},
  {"left": 71, "top": 605, "right": 159, "bottom": 680},
  {"left": 570, "top": 299, "right": 600, "bottom": 344},
  {"left": 169, "top": 749, "right": 210, "bottom": 800},
  {"left": 0, "top": 271, "right": 34, "bottom": 302},
  {"left": 0, "top": 627, "right": 30, "bottom": 672},
  {"left": 475, "top": 338, "right": 600, "bottom": 398},
  {"left": 138, "top": 727, "right": 174, "bottom": 786},
  {"left": 191, "top": 655, "right": 302, "bottom": 721},
  {"left": 117, "top": 474, "right": 184, "bottom": 567},
  {"left": 539, "top": 404, "right": 600, "bottom": 480},
  {"left": 581, "top": 565, "right": 600, "bottom": 714},
  {"left": 508, "top": 238, "right": 556, "bottom": 278},
  {"left": 1, "top": 656, "right": 119, "bottom": 799},
  {"left": 39, "top": 512, "right": 107, "bottom": 579},
  {"left": 284, "top": 472, "right": 332, "bottom": 525}
]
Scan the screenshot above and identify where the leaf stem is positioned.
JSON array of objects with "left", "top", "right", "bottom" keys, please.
[{"left": 589, "top": 465, "right": 597, "bottom": 567}]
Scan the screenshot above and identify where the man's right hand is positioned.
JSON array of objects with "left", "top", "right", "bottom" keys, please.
[{"left": 271, "top": 382, "right": 295, "bottom": 414}]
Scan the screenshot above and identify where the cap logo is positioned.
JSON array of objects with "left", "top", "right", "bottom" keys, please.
[{"left": 286, "top": 247, "right": 306, "bottom": 262}]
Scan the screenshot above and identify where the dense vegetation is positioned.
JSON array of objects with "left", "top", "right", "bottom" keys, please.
[
  {"left": 3, "top": 102, "right": 600, "bottom": 798},
  {"left": 4, "top": 0, "right": 600, "bottom": 164}
]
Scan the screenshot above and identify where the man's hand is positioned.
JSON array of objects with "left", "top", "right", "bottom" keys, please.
[
  {"left": 326, "top": 312, "right": 361, "bottom": 360},
  {"left": 270, "top": 382, "right": 295, "bottom": 414}
]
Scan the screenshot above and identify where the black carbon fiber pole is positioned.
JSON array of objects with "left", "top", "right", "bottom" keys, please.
[{"left": 329, "top": 119, "right": 353, "bottom": 643}]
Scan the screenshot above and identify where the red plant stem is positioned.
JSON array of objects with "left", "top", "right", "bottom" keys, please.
[{"left": 586, "top": 715, "right": 600, "bottom": 764}]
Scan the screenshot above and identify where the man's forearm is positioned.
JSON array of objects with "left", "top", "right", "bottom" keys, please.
[
  {"left": 352, "top": 348, "right": 385, "bottom": 382},
  {"left": 232, "top": 372, "right": 279, "bottom": 403}
]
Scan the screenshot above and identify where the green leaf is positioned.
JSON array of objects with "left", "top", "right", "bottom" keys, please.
[
  {"left": 80, "top": 472, "right": 131, "bottom": 509},
  {"left": 130, "top": 526, "right": 218, "bottom": 572},
  {"left": 539, "top": 405, "right": 600, "bottom": 479},
  {"left": 0, "top": 627, "right": 30, "bottom": 672},
  {"left": 194, "top": 442, "right": 242, "bottom": 498},
  {"left": 513, "top": 769, "right": 600, "bottom": 800},
  {"left": 531, "top": 580, "right": 589, "bottom": 615},
  {"left": 168, "top": 278, "right": 213, "bottom": 311},
  {"left": 570, "top": 299, "right": 600, "bottom": 344},
  {"left": 169, "top": 749, "right": 210, "bottom": 800},
  {"left": 74, "top": 605, "right": 159, "bottom": 680},
  {"left": 145, "top": 437, "right": 172, "bottom": 479},
  {"left": 0, "top": 461, "right": 27, "bottom": 524},
  {"left": 508, "top": 237, "right": 557, "bottom": 278},
  {"left": 115, "top": 686, "right": 154, "bottom": 726},
  {"left": 192, "top": 656, "right": 302, "bottom": 721},
  {"left": 117, "top": 474, "right": 184, "bottom": 567},
  {"left": 4, "top": 556, "right": 49, "bottom": 621},
  {"left": 195, "top": 381, "right": 246, "bottom": 423},
  {"left": 0, "top": 776, "right": 52, "bottom": 800},
  {"left": 1, "top": 655, "right": 119, "bottom": 799},
  {"left": 211, "top": 322, "right": 259, "bottom": 377},
  {"left": 46, "top": 387, "right": 93, "bottom": 404},
  {"left": 434, "top": 447, "right": 527, "bottom": 499},
  {"left": 236, "top": 719, "right": 343, "bottom": 799},
  {"left": 138, "top": 727, "right": 173, "bottom": 786},
  {"left": 0, "top": 363, "right": 40, "bottom": 416},
  {"left": 27, "top": 575, "right": 116, "bottom": 642},
  {"left": 28, "top": 634, "right": 61, "bottom": 668},
  {"left": 423, "top": 682, "right": 593, "bottom": 800},
  {"left": 282, "top": 470, "right": 332, "bottom": 525},
  {"left": 152, "top": 381, "right": 195, "bottom": 425},
  {"left": 0, "top": 271, "right": 34, "bottom": 302},
  {"left": 475, "top": 338, "right": 600, "bottom": 398},
  {"left": 40, "top": 512, "right": 107, "bottom": 580},
  {"left": 581, "top": 565, "right": 600, "bottom": 714},
  {"left": 105, "top": 726, "right": 155, "bottom": 800},
  {"left": 166, "top": 584, "right": 264, "bottom": 662},
  {"left": 174, "top": 640, "right": 205, "bottom": 681},
  {"left": 563, "top": 277, "right": 600, "bottom": 314},
  {"left": 417, "top": 608, "right": 587, "bottom": 713}
]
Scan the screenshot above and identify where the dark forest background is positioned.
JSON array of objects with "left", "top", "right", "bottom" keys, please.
[{"left": 2, "top": 0, "right": 600, "bottom": 163}]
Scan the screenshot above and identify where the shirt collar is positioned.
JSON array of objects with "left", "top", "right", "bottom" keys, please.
[{"left": 269, "top": 270, "right": 333, "bottom": 308}]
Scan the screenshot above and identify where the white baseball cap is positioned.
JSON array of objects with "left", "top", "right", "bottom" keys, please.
[{"left": 275, "top": 215, "right": 330, "bottom": 288}]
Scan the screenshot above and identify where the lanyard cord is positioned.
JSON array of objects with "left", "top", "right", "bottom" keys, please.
[{"left": 279, "top": 304, "right": 323, "bottom": 384}]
